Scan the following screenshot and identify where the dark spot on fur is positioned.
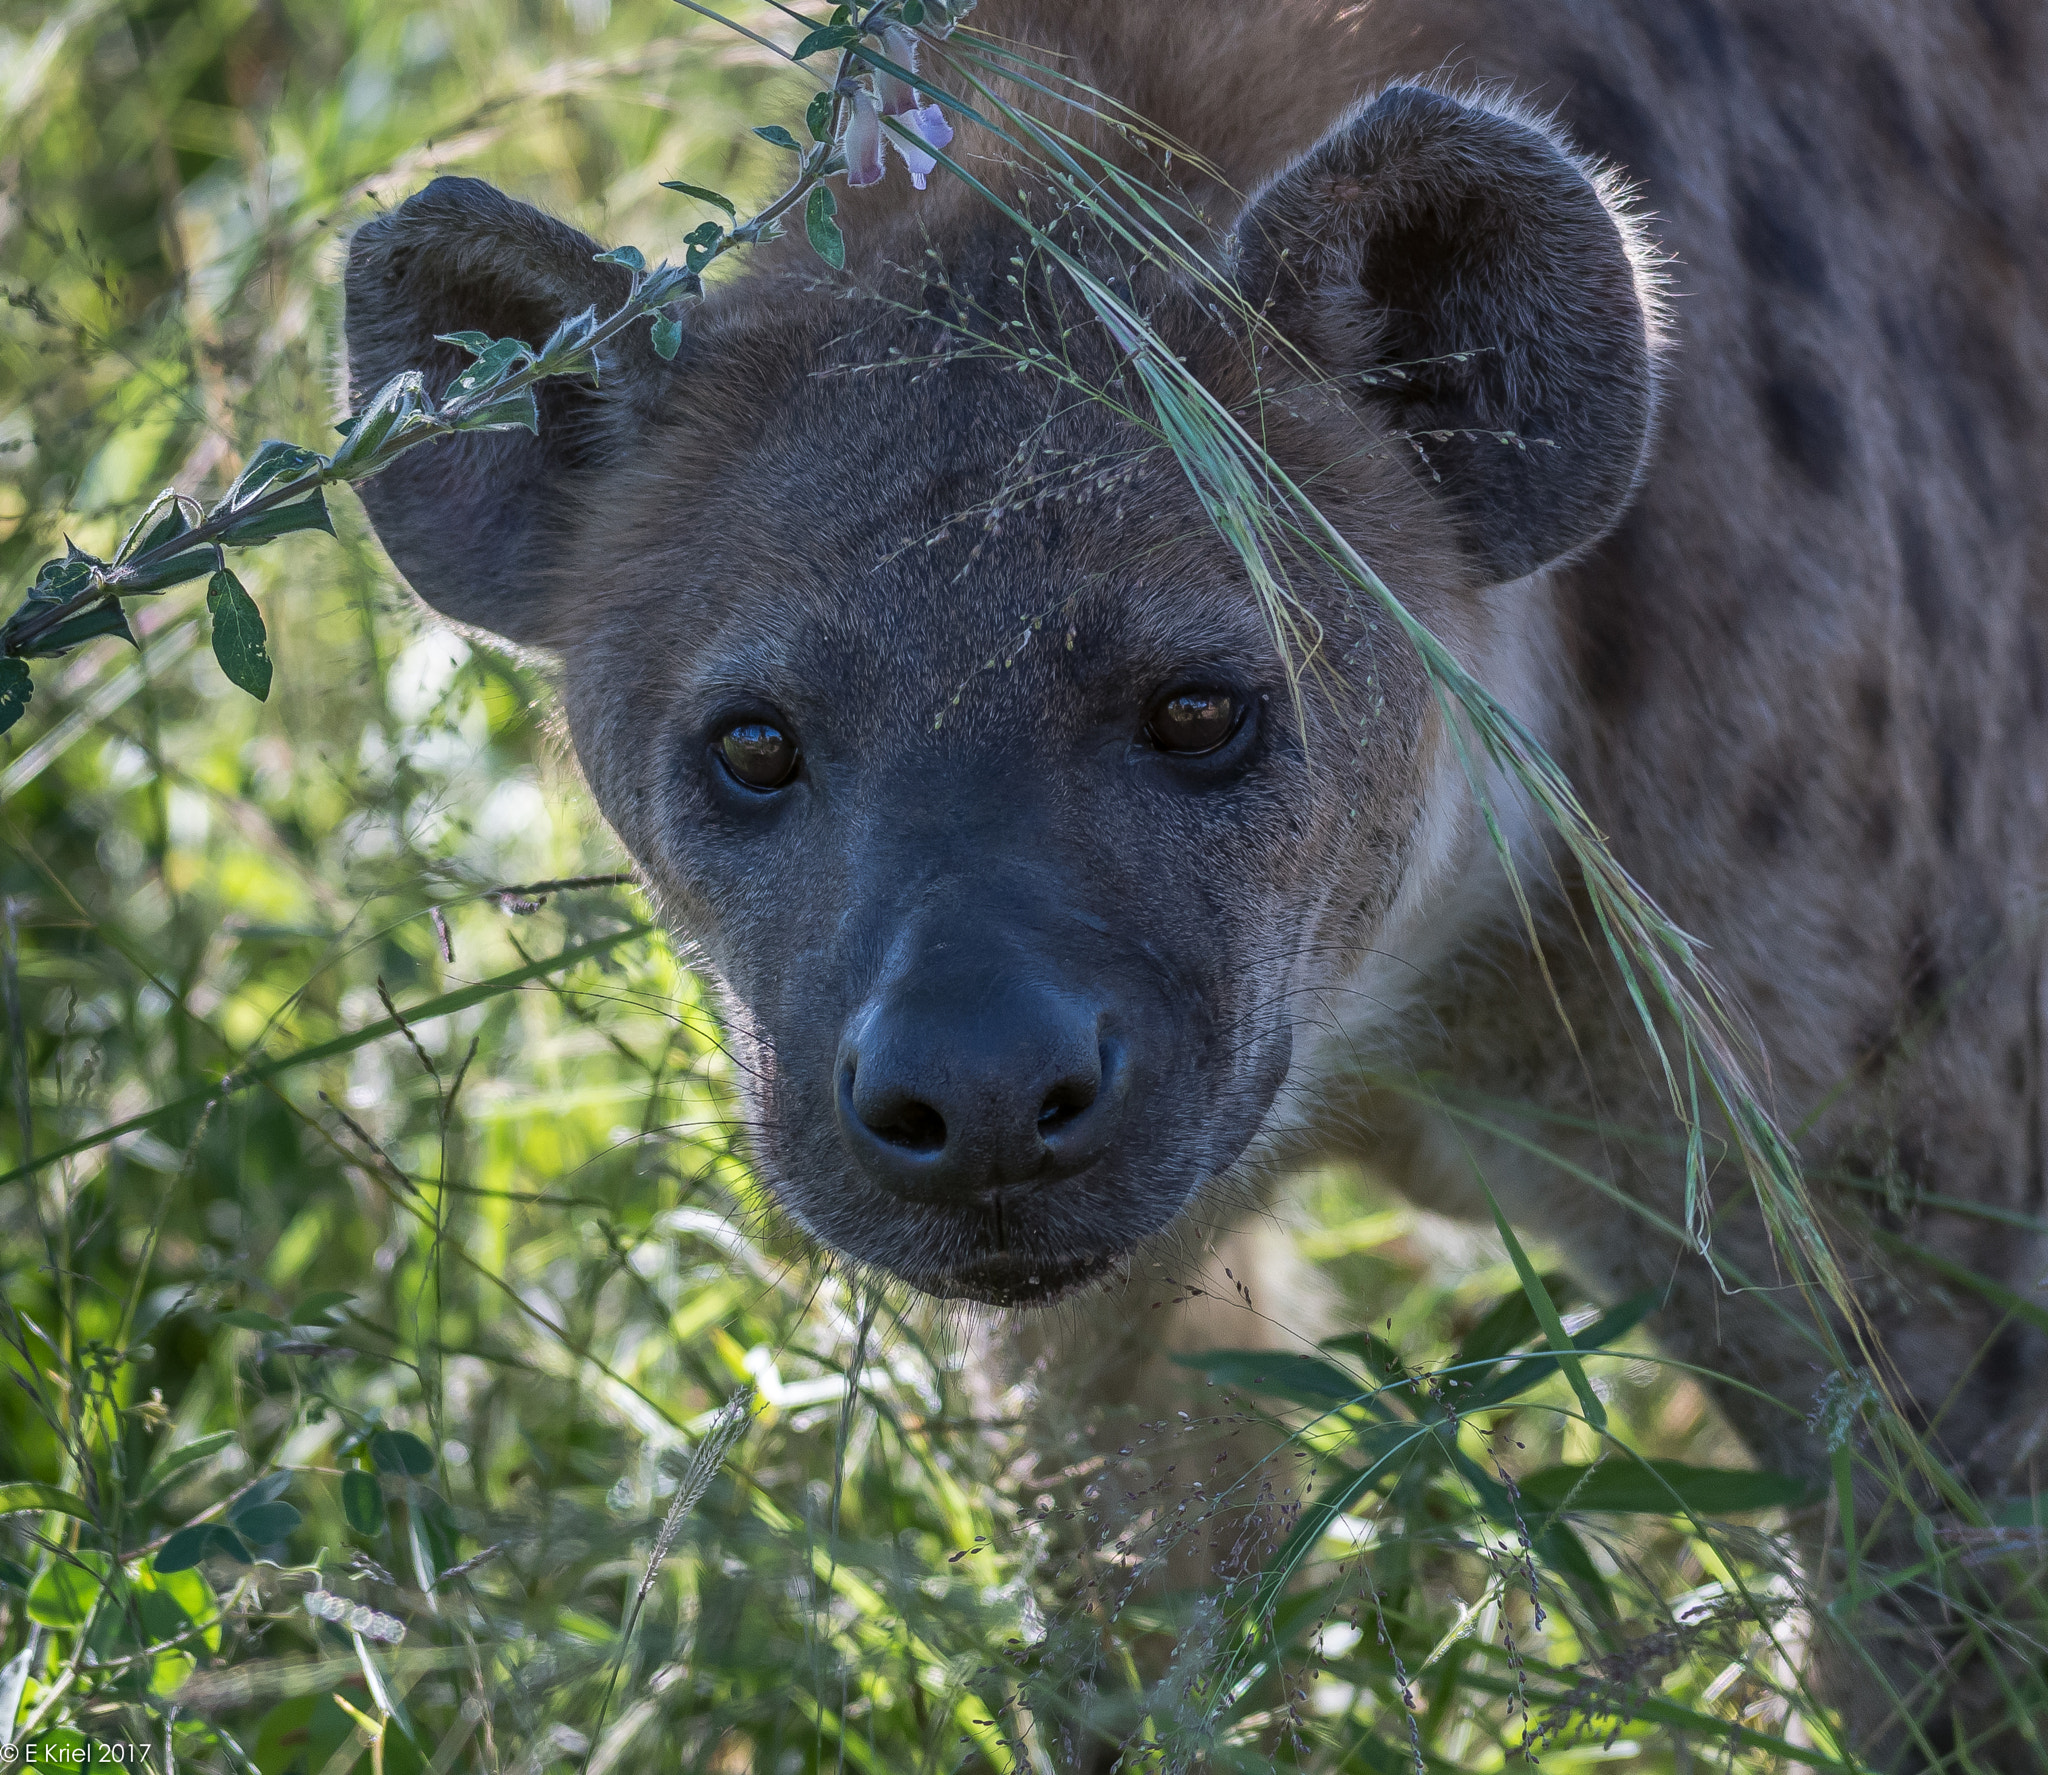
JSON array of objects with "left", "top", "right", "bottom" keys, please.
[
  {"left": 2008, "top": 1041, "right": 2030, "bottom": 1097},
  {"left": 1979, "top": 1327, "right": 2025, "bottom": 1394},
  {"left": 1551, "top": 54, "right": 1670, "bottom": 186},
  {"left": 1756, "top": 370, "right": 1851, "bottom": 496},
  {"left": 1896, "top": 1127, "right": 1930, "bottom": 1192},
  {"left": 1735, "top": 185, "right": 1833, "bottom": 301},
  {"left": 1854, "top": 1020, "right": 1898, "bottom": 1080},
  {"left": 1637, "top": 0, "right": 1732, "bottom": 83},
  {"left": 1854, "top": 676, "right": 1891, "bottom": 743},
  {"left": 1894, "top": 506, "right": 1944, "bottom": 643},
  {"left": 2020, "top": 626, "right": 2048, "bottom": 722},
  {"left": 1967, "top": 0, "right": 2021, "bottom": 64},
  {"left": 1863, "top": 796, "right": 1898, "bottom": 862},
  {"left": 1904, "top": 911, "right": 1945, "bottom": 1022},
  {"left": 1934, "top": 727, "right": 1967, "bottom": 852},
  {"left": 1920, "top": 1715, "right": 1958, "bottom": 1765},
  {"left": 1740, "top": 767, "right": 1799, "bottom": 853},
  {"left": 1564, "top": 507, "right": 1652, "bottom": 716},
  {"left": 1852, "top": 50, "right": 1931, "bottom": 175}
]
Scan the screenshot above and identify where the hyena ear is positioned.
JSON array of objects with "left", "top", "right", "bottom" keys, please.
[
  {"left": 343, "top": 177, "right": 677, "bottom": 646},
  {"left": 1232, "top": 85, "right": 1657, "bottom": 582}
]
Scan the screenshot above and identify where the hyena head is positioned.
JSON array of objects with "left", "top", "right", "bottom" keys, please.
[{"left": 343, "top": 85, "right": 1657, "bottom": 1305}]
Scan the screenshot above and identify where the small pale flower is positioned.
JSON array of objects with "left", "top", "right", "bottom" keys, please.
[
  {"left": 890, "top": 102, "right": 954, "bottom": 190},
  {"left": 875, "top": 25, "right": 922, "bottom": 116},
  {"left": 844, "top": 90, "right": 886, "bottom": 188}
]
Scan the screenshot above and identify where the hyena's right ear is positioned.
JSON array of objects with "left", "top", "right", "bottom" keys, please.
[{"left": 343, "top": 177, "right": 678, "bottom": 647}]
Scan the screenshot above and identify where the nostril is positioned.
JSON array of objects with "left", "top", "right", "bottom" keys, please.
[
  {"left": 1036, "top": 1072, "right": 1099, "bottom": 1136},
  {"left": 870, "top": 1097, "right": 947, "bottom": 1154}
]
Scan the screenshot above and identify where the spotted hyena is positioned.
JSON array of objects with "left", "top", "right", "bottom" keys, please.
[{"left": 343, "top": 0, "right": 2048, "bottom": 1759}]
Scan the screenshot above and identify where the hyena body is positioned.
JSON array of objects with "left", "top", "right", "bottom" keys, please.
[{"left": 344, "top": 0, "right": 2048, "bottom": 1758}]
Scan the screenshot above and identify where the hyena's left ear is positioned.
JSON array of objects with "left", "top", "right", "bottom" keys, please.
[
  {"left": 1232, "top": 85, "right": 1658, "bottom": 582},
  {"left": 343, "top": 177, "right": 678, "bottom": 647}
]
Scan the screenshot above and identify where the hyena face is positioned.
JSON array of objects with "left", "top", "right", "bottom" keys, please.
[{"left": 343, "top": 85, "right": 1657, "bottom": 1304}]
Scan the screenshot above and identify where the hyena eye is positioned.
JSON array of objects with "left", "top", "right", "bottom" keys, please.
[
  {"left": 1146, "top": 688, "right": 1241, "bottom": 756},
  {"left": 718, "top": 719, "right": 801, "bottom": 791}
]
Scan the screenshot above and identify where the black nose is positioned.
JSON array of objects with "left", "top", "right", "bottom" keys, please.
[{"left": 836, "top": 983, "right": 1127, "bottom": 1203}]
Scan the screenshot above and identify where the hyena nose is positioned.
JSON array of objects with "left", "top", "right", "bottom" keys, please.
[{"left": 835, "top": 990, "right": 1127, "bottom": 1203}]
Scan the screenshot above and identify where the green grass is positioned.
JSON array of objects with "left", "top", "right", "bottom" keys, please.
[{"left": 3, "top": 3, "right": 2043, "bottom": 1769}]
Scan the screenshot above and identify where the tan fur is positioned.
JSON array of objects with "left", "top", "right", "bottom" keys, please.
[
  {"left": 891, "top": 2, "right": 2048, "bottom": 1755},
  {"left": 344, "top": 1, "right": 2048, "bottom": 1760}
]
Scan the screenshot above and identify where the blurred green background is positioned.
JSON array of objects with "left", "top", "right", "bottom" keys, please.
[{"left": 0, "top": 4, "right": 1817, "bottom": 1770}]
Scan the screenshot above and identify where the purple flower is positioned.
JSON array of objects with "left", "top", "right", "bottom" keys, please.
[
  {"left": 840, "top": 28, "right": 954, "bottom": 193},
  {"left": 888, "top": 103, "right": 954, "bottom": 190},
  {"left": 874, "top": 25, "right": 922, "bottom": 116},
  {"left": 844, "top": 90, "right": 886, "bottom": 188}
]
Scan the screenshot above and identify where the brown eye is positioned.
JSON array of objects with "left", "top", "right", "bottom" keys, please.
[
  {"left": 719, "top": 719, "right": 800, "bottom": 790},
  {"left": 1147, "top": 688, "right": 1240, "bottom": 756}
]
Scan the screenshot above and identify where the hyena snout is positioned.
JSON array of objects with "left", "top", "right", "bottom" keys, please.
[{"left": 835, "top": 964, "right": 1129, "bottom": 1205}]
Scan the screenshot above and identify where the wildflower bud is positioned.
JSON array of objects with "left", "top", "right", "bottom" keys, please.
[
  {"left": 844, "top": 90, "right": 886, "bottom": 187},
  {"left": 874, "top": 25, "right": 921, "bottom": 115}
]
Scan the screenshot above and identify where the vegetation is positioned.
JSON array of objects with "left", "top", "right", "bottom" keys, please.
[{"left": 1, "top": 2, "right": 2039, "bottom": 1769}]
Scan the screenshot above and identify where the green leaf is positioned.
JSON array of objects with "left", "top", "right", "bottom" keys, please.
[
  {"left": 1519, "top": 1458, "right": 1818, "bottom": 1517},
  {"left": 233, "top": 1472, "right": 293, "bottom": 1512},
  {"left": 217, "top": 488, "right": 333, "bottom": 547},
  {"left": 592, "top": 245, "right": 645, "bottom": 271},
  {"left": 36, "top": 555, "right": 98, "bottom": 594},
  {"left": 0, "top": 1483, "right": 94, "bottom": 1520},
  {"left": 27, "top": 1552, "right": 109, "bottom": 1628},
  {"left": 341, "top": 1468, "right": 386, "bottom": 1537},
  {"left": 0, "top": 658, "right": 30, "bottom": 734},
  {"left": 1472, "top": 1170, "right": 1606, "bottom": 1430},
  {"left": 1450, "top": 1276, "right": 1569, "bottom": 1373},
  {"left": 900, "top": 0, "right": 925, "bottom": 20},
  {"left": 137, "top": 505, "right": 190, "bottom": 549},
  {"left": 221, "top": 440, "right": 324, "bottom": 507},
  {"left": 1174, "top": 1349, "right": 1368, "bottom": 1410},
  {"left": 0, "top": 922, "right": 655, "bottom": 1188},
  {"left": 112, "top": 549, "right": 216, "bottom": 594},
  {"left": 415, "top": 1486, "right": 461, "bottom": 1576},
  {"left": 1319, "top": 1329, "right": 1406, "bottom": 1377},
  {"left": 291, "top": 1290, "right": 355, "bottom": 1326},
  {"left": 113, "top": 496, "right": 213, "bottom": 588},
  {"left": 805, "top": 185, "right": 846, "bottom": 270},
  {"left": 1464, "top": 1290, "right": 1660, "bottom": 1411},
  {"left": 207, "top": 570, "right": 273, "bottom": 701},
  {"left": 1533, "top": 1518, "right": 1616, "bottom": 1618},
  {"left": 639, "top": 263, "right": 701, "bottom": 306},
  {"left": 805, "top": 91, "right": 836, "bottom": 142},
  {"left": 219, "top": 1307, "right": 288, "bottom": 1331},
  {"left": 154, "top": 1524, "right": 250, "bottom": 1573},
  {"left": 1991, "top": 1495, "right": 2048, "bottom": 1529},
  {"left": 752, "top": 124, "right": 801, "bottom": 150},
  {"left": 14, "top": 597, "right": 133, "bottom": 659},
  {"left": 1249, "top": 1426, "right": 1440, "bottom": 1622},
  {"left": 449, "top": 387, "right": 539, "bottom": 435},
  {"left": 792, "top": 23, "right": 857, "bottom": 58},
  {"left": 538, "top": 308, "right": 602, "bottom": 383},
  {"left": 659, "top": 181, "right": 735, "bottom": 218},
  {"left": 369, "top": 1430, "right": 435, "bottom": 1477},
  {"left": 137, "top": 1431, "right": 236, "bottom": 1502},
  {"left": 649, "top": 315, "right": 684, "bottom": 362},
  {"left": 682, "top": 220, "right": 723, "bottom": 277},
  {"left": 434, "top": 330, "right": 496, "bottom": 357},
  {"left": 440, "top": 336, "right": 531, "bottom": 402},
  {"left": 230, "top": 1500, "right": 302, "bottom": 1544},
  {"left": 329, "top": 370, "right": 430, "bottom": 476}
]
